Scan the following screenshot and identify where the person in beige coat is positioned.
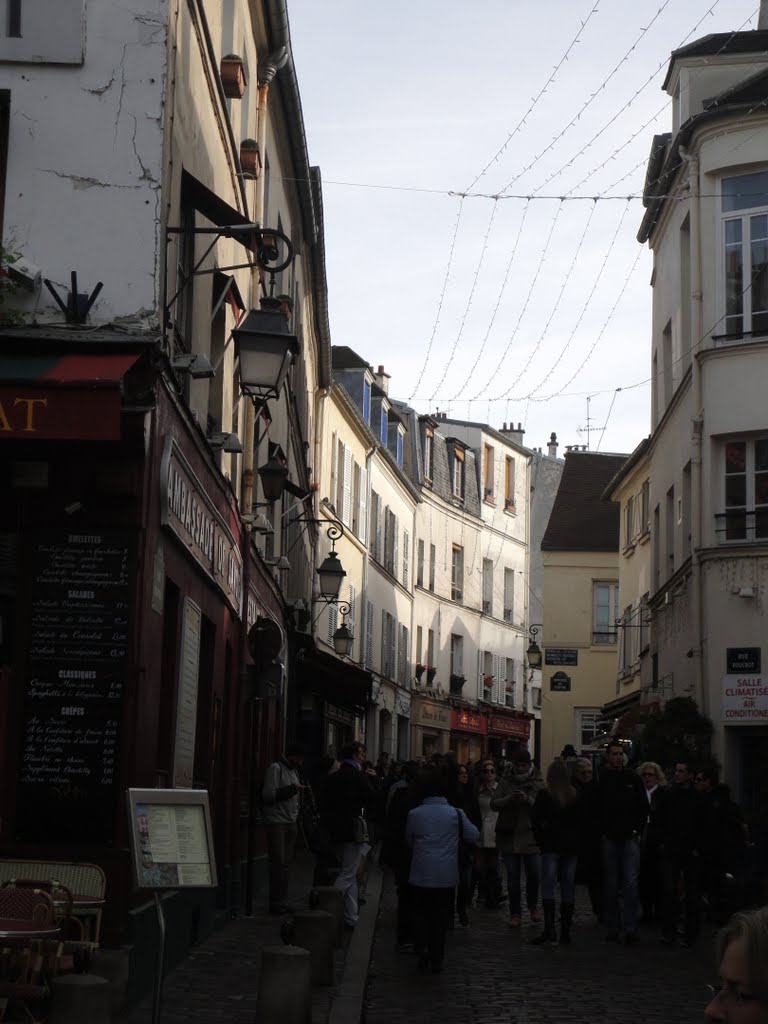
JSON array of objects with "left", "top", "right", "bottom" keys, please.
[{"left": 491, "top": 749, "right": 544, "bottom": 926}]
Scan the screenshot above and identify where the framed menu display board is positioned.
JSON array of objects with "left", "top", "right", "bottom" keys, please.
[
  {"left": 126, "top": 789, "right": 217, "bottom": 890},
  {"left": 16, "top": 530, "right": 130, "bottom": 844}
]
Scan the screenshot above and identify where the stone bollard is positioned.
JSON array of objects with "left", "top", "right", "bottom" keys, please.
[
  {"left": 258, "top": 945, "right": 311, "bottom": 1024},
  {"left": 291, "top": 909, "right": 334, "bottom": 986},
  {"left": 49, "top": 973, "right": 111, "bottom": 1024},
  {"left": 309, "top": 886, "right": 344, "bottom": 947}
]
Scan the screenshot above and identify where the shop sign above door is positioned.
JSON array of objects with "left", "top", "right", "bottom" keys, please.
[{"left": 161, "top": 438, "right": 242, "bottom": 616}]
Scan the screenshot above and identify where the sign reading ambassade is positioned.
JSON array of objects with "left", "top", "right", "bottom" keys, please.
[{"left": 161, "top": 439, "right": 242, "bottom": 617}]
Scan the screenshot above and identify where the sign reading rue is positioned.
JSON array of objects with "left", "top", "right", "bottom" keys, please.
[
  {"left": 550, "top": 671, "right": 571, "bottom": 692},
  {"left": 726, "top": 648, "right": 761, "bottom": 674}
]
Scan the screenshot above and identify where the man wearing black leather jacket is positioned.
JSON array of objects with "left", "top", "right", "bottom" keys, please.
[{"left": 596, "top": 740, "right": 648, "bottom": 944}]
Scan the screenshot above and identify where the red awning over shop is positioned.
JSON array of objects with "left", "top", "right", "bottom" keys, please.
[{"left": 0, "top": 352, "right": 141, "bottom": 440}]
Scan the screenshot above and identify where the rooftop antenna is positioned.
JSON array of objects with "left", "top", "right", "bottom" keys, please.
[{"left": 576, "top": 394, "right": 598, "bottom": 450}]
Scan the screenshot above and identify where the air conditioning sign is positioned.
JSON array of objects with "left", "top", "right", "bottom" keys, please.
[{"left": 722, "top": 675, "right": 768, "bottom": 722}]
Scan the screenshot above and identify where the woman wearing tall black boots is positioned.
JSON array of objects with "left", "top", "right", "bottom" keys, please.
[{"left": 530, "top": 759, "right": 582, "bottom": 945}]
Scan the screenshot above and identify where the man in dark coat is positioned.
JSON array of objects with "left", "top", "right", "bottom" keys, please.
[
  {"left": 323, "top": 740, "right": 380, "bottom": 928},
  {"left": 654, "top": 759, "right": 706, "bottom": 946},
  {"left": 596, "top": 740, "right": 648, "bottom": 945}
]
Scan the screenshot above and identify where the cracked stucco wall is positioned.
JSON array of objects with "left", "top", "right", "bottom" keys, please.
[{"left": 0, "top": 0, "right": 168, "bottom": 324}]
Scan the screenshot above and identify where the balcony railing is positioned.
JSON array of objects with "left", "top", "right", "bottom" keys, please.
[{"left": 715, "top": 509, "right": 768, "bottom": 543}]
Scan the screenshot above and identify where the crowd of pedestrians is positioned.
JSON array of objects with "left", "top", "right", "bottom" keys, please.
[{"left": 262, "top": 737, "right": 757, "bottom": 979}]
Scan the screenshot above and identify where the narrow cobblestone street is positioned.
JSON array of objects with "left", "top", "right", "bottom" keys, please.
[{"left": 364, "top": 877, "right": 714, "bottom": 1024}]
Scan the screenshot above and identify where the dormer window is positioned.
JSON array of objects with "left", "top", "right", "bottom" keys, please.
[
  {"left": 452, "top": 447, "right": 464, "bottom": 499},
  {"left": 380, "top": 406, "right": 388, "bottom": 443},
  {"left": 424, "top": 428, "right": 433, "bottom": 481},
  {"left": 362, "top": 378, "right": 371, "bottom": 425}
]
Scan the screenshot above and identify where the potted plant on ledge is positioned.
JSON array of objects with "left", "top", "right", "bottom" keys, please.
[
  {"left": 239, "top": 138, "right": 262, "bottom": 177},
  {"left": 449, "top": 673, "right": 466, "bottom": 695},
  {"left": 426, "top": 665, "right": 437, "bottom": 687},
  {"left": 414, "top": 663, "right": 426, "bottom": 683},
  {"left": 220, "top": 54, "right": 247, "bottom": 99}
]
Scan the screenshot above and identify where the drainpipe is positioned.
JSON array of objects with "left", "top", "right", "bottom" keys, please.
[
  {"left": 680, "top": 146, "right": 706, "bottom": 715},
  {"left": 241, "top": 47, "right": 289, "bottom": 517}
]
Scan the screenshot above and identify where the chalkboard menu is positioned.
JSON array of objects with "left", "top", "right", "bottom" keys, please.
[{"left": 16, "top": 530, "right": 130, "bottom": 844}]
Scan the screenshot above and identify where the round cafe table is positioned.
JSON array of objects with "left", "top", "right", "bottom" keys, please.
[{"left": 0, "top": 918, "right": 60, "bottom": 940}]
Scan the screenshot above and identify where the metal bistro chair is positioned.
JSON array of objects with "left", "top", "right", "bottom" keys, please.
[
  {"left": 0, "top": 886, "right": 58, "bottom": 1023},
  {"left": 1, "top": 881, "right": 74, "bottom": 938}
]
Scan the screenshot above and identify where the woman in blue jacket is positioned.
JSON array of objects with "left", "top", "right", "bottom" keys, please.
[{"left": 405, "top": 769, "right": 480, "bottom": 972}]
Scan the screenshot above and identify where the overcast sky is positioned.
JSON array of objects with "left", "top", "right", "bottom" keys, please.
[{"left": 287, "top": 0, "right": 759, "bottom": 456}]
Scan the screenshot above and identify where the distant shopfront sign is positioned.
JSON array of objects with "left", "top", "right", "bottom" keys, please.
[{"left": 451, "top": 709, "right": 487, "bottom": 735}]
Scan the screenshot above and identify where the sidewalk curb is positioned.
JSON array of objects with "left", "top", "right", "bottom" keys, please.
[{"left": 328, "top": 866, "right": 383, "bottom": 1024}]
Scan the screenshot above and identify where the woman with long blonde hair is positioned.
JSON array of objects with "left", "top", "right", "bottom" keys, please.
[{"left": 529, "top": 759, "right": 582, "bottom": 945}]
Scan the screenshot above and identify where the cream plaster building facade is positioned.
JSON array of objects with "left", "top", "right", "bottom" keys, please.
[
  {"left": 637, "top": 25, "right": 768, "bottom": 812},
  {"left": 540, "top": 451, "right": 625, "bottom": 766}
]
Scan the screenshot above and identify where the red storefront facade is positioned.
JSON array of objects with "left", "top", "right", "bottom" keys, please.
[
  {"left": 0, "top": 339, "right": 288, "bottom": 998},
  {"left": 450, "top": 704, "right": 533, "bottom": 763}
]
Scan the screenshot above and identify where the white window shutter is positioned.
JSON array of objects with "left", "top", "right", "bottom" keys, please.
[
  {"left": 365, "top": 601, "right": 374, "bottom": 669},
  {"left": 401, "top": 625, "right": 409, "bottom": 684},
  {"left": 493, "top": 654, "right": 501, "bottom": 704},
  {"left": 327, "top": 602, "right": 337, "bottom": 646},
  {"left": 330, "top": 433, "right": 338, "bottom": 511},
  {"left": 359, "top": 467, "right": 368, "bottom": 545},
  {"left": 381, "top": 610, "right": 388, "bottom": 675},
  {"left": 477, "top": 648, "right": 484, "bottom": 701},
  {"left": 393, "top": 515, "right": 399, "bottom": 581},
  {"left": 378, "top": 501, "right": 385, "bottom": 562},
  {"left": 390, "top": 614, "right": 397, "bottom": 681},
  {"left": 348, "top": 583, "right": 357, "bottom": 661},
  {"left": 342, "top": 446, "right": 353, "bottom": 527},
  {"left": 402, "top": 529, "right": 410, "bottom": 589}
]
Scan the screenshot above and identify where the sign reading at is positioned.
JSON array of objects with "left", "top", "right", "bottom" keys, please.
[
  {"left": 726, "top": 648, "right": 761, "bottom": 674},
  {"left": 17, "top": 530, "right": 130, "bottom": 844},
  {"left": 722, "top": 675, "right": 768, "bottom": 722},
  {"left": 550, "top": 671, "right": 572, "bottom": 692},
  {"left": 0, "top": 388, "right": 122, "bottom": 440},
  {"left": 545, "top": 649, "right": 578, "bottom": 667}
]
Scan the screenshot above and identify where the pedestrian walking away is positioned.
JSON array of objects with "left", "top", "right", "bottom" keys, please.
[
  {"left": 405, "top": 768, "right": 480, "bottom": 973},
  {"left": 530, "top": 758, "right": 582, "bottom": 946},
  {"left": 491, "top": 748, "right": 544, "bottom": 927},
  {"left": 322, "top": 740, "right": 382, "bottom": 929},
  {"left": 261, "top": 742, "right": 306, "bottom": 915}
]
